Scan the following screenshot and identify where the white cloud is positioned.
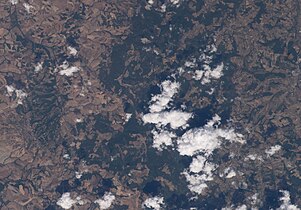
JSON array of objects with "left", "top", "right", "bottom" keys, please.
[
  {"left": 184, "top": 58, "right": 197, "bottom": 68},
  {"left": 176, "top": 115, "right": 244, "bottom": 194},
  {"left": 15, "top": 90, "right": 27, "bottom": 105},
  {"left": 23, "top": 3, "right": 34, "bottom": 13},
  {"left": 249, "top": 193, "right": 260, "bottom": 209},
  {"left": 75, "top": 171, "right": 82, "bottom": 179},
  {"left": 277, "top": 190, "right": 300, "bottom": 210},
  {"left": 142, "top": 79, "right": 192, "bottom": 151},
  {"left": 34, "top": 62, "right": 43, "bottom": 72},
  {"left": 149, "top": 80, "right": 180, "bottom": 113},
  {"left": 57, "top": 61, "right": 80, "bottom": 77},
  {"left": 147, "top": 0, "right": 154, "bottom": 5},
  {"left": 265, "top": 145, "right": 281, "bottom": 157},
  {"left": 68, "top": 46, "right": 78, "bottom": 56},
  {"left": 223, "top": 167, "right": 236, "bottom": 179},
  {"left": 186, "top": 43, "right": 224, "bottom": 84},
  {"left": 170, "top": 0, "right": 180, "bottom": 5},
  {"left": 244, "top": 154, "right": 263, "bottom": 161},
  {"left": 125, "top": 113, "right": 132, "bottom": 122},
  {"left": 183, "top": 155, "right": 216, "bottom": 194},
  {"left": 94, "top": 192, "right": 116, "bottom": 210},
  {"left": 6, "top": 85, "right": 28, "bottom": 105},
  {"left": 194, "top": 63, "right": 224, "bottom": 85},
  {"left": 63, "top": 154, "right": 70, "bottom": 159},
  {"left": 5, "top": 85, "right": 15, "bottom": 95},
  {"left": 10, "top": 0, "right": 18, "bottom": 5},
  {"left": 143, "top": 196, "right": 165, "bottom": 210},
  {"left": 151, "top": 130, "right": 176, "bottom": 151},
  {"left": 177, "top": 125, "right": 244, "bottom": 157},
  {"left": 222, "top": 204, "right": 247, "bottom": 210},
  {"left": 236, "top": 205, "right": 247, "bottom": 210},
  {"left": 56, "top": 193, "right": 78, "bottom": 209},
  {"left": 142, "top": 110, "right": 192, "bottom": 129}
]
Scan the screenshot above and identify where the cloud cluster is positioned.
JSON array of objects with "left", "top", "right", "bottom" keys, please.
[
  {"left": 94, "top": 192, "right": 116, "bottom": 210},
  {"left": 277, "top": 190, "right": 300, "bottom": 210},
  {"left": 57, "top": 61, "right": 80, "bottom": 77},
  {"left": 151, "top": 130, "right": 176, "bottom": 151},
  {"left": 177, "top": 115, "right": 244, "bottom": 194},
  {"left": 143, "top": 196, "right": 165, "bottom": 210},
  {"left": 183, "top": 43, "right": 225, "bottom": 85},
  {"left": 56, "top": 193, "right": 83, "bottom": 209},
  {"left": 265, "top": 145, "right": 281, "bottom": 157},
  {"left": 143, "top": 110, "right": 192, "bottom": 130},
  {"left": 177, "top": 125, "right": 243, "bottom": 157},
  {"left": 142, "top": 79, "right": 192, "bottom": 150},
  {"left": 5, "top": 85, "right": 28, "bottom": 105},
  {"left": 182, "top": 155, "right": 216, "bottom": 194},
  {"left": 143, "top": 82, "right": 244, "bottom": 194},
  {"left": 149, "top": 80, "right": 180, "bottom": 113}
]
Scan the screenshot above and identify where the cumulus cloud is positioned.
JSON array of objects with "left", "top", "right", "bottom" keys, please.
[
  {"left": 182, "top": 43, "right": 224, "bottom": 84},
  {"left": 94, "top": 192, "right": 116, "bottom": 210},
  {"left": 67, "top": 46, "right": 78, "bottom": 56},
  {"left": 5, "top": 85, "right": 28, "bottom": 105},
  {"left": 151, "top": 130, "right": 176, "bottom": 151},
  {"left": 176, "top": 115, "right": 244, "bottom": 194},
  {"left": 142, "top": 110, "right": 192, "bottom": 129},
  {"left": 149, "top": 80, "right": 180, "bottom": 113},
  {"left": 194, "top": 63, "right": 224, "bottom": 84},
  {"left": 222, "top": 167, "right": 236, "bottom": 179},
  {"left": 265, "top": 145, "right": 281, "bottom": 157},
  {"left": 57, "top": 61, "right": 80, "bottom": 76},
  {"left": 56, "top": 193, "right": 83, "bottom": 209},
  {"left": 277, "top": 190, "right": 300, "bottom": 210},
  {"left": 222, "top": 204, "right": 247, "bottom": 210},
  {"left": 143, "top": 196, "right": 165, "bottom": 210},
  {"left": 236, "top": 205, "right": 247, "bottom": 210},
  {"left": 244, "top": 154, "right": 263, "bottom": 161},
  {"left": 182, "top": 155, "right": 216, "bottom": 194},
  {"left": 34, "top": 62, "right": 43, "bottom": 72},
  {"left": 23, "top": 3, "right": 34, "bottom": 13},
  {"left": 10, "top": 0, "right": 18, "bottom": 5},
  {"left": 142, "top": 79, "right": 193, "bottom": 151},
  {"left": 177, "top": 122, "right": 244, "bottom": 156}
]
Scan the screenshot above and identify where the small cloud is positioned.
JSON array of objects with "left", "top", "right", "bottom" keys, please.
[
  {"left": 183, "top": 155, "right": 216, "bottom": 194},
  {"left": 63, "top": 154, "right": 70, "bottom": 160},
  {"left": 265, "top": 145, "right": 281, "bottom": 157},
  {"left": 142, "top": 110, "right": 192, "bottom": 129},
  {"left": 56, "top": 193, "right": 78, "bottom": 209},
  {"left": 143, "top": 196, "right": 165, "bottom": 210},
  {"left": 34, "top": 62, "right": 43, "bottom": 72},
  {"left": 5, "top": 85, "right": 15, "bottom": 95},
  {"left": 176, "top": 115, "right": 244, "bottom": 194},
  {"left": 236, "top": 205, "right": 247, "bottom": 210},
  {"left": 125, "top": 113, "right": 132, "bottom": 122},
  {"left": 57, "top": 61, "right": 80, "bottom": 76},
  {"left": 222, "top": 167, "right": 236, "bottom": 179},
  {"left": 184, "top": 58, "right": 197, "bottom": 68},
  {"left": 94, "top": 192, "right": 116, "bottom": 210},
  {"left": 277, "top": 190, "right": 300, "bottom": 210},
  {"left": 194, "top": 63, "right": 224, "bottom": 85},
  {"left": 23, "top": 3, "right": 34, "bottom": 13},
  {"left": 10, "top": 0, "right": 18, "bottom": 5},
  {"left": 151, "top": 129, "right": 176, "bottom": 151},
  {"left": 67, "top": 46, "right": 78, "bottom": 56},
  {"left": 244, "top": 154, "right": 263, "bottom": 161},
  {"left": 149, "top": 80, "right": 180, "bottom": 113},
  {"left": 222, "top": 204, "right": 247, "bottom": 210},
  {"left": 186, "top": 43, "right": 224, "bottom": 84},
  {"left": 177, "top": 123, "right": 244, "bottom": 157},
  {"left": 6, "top": 85, "right": 27, "bottom": 105}
]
